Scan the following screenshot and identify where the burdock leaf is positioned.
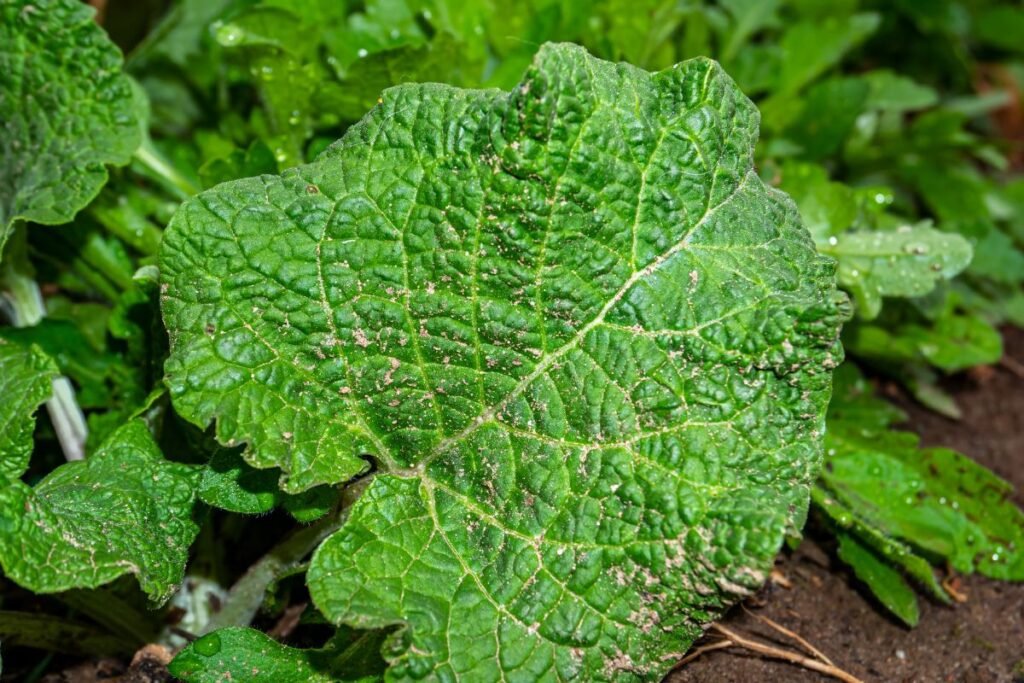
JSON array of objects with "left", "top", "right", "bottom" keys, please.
[
  {"left": 161, "top": 43, "right": 845, "bottom": 680},
  {"left": 0, "top": 420, "right": 200, "bottom": 604},
  {"left": 0, "top": 0, "right": 144, "bottom": 251},
  {"left": 0, "top": 340, "right": 57, "bottom": 480}
]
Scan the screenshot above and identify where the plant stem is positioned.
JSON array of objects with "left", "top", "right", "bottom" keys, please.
[
  {"left": 133, "top": 138, "right": 199, "bottom": 200},
  {"left": 202, "top": 503, "right": 346, "bottom": 634},
  {"left": 1, "top": 256, "right": 87, "bottom": 461}
]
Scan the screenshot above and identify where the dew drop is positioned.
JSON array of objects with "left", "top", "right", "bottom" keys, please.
[
  {"left": 216, "top": 24, "right": 243, "bottom": 46},
  {"left": 193, "top": 633, "right": 222, "bottom": 657}
]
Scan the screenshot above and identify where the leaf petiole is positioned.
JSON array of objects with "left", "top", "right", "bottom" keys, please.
[{"left": 133, "top": 138, "right": 200, "bottom": 201}]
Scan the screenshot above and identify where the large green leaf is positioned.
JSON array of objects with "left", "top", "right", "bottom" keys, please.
[
  {"left": 161, "top": 44, "right": 845, "bottom": 680},
  {"left": 0, "top": 0, "right": 144, "bottom": 250},
  {"left": 0, "top": 339, "right": 57, "bottom": 480},
  {"left": 0, "top": 420, "right": 200, "bottom": 603}
]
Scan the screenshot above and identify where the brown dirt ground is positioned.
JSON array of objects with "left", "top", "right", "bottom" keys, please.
[{"left": 670, "top": 327, "right": 1024, "bottom": 683}]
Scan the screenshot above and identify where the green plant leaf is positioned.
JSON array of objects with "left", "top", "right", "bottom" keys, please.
[
  {"left": 822, "top": 412, "right": 1024, "bottom": 581},
  {"left": 845, "top": 307, "right": 1002, "bottom": 373},
  {"left": 814, "top": 484, "right": 948, "bottom": 604},
  {"left": 0, "top": 339, "right": 57, "bottom": 480},
  {"left": 170, "top": 626, "right": 387, "bottom": 682},
  {"left": 759, "top": 11, "right": 880, "bottom": 128},
  {"left": 861, "top": 71, "right": 938, "bottom": 113},
  {"left": 162, "top": 43, "right": 845, "bottom": 679},
  {"left": 836, "top": 531, "right": 920, "bottom": 627},
  {"left": 974, "top": 6, "right": 1024, "bottom": 54},
  {"left": 0, "top": 0, "right": 144, "bottom": 251},
  {"left": 0, "top": 420, "right": 200, "bottom": 603},
  {"left": 818, "top": 223, "right": 973, "bottom": 319},
  {"left": 719, "top": 0, "right": 781, "bottom": 65},
  {"left": 199, "top": 447, "right": 281, "bottom": 514},
  {"left": 785, "top": 76, "right": 870, "bottom": 159},
  {"left": 200, "top": 447, "right": 336, "bottom": 520}
]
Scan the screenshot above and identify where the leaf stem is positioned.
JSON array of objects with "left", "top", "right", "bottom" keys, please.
[
  {"left": 133, "top": 139, "right": 199, "bottom": 200},
  {"left": 202, "top": 495, "right": 349, "bottom": 634},
  {"left": 1, "top": 254, "right": 87, "bottom": 461}
]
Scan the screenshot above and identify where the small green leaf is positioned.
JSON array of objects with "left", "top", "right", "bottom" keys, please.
[
  {"left": 0, "top": 340, "right": 57, "bottom": 480},
  {"left": 818, "top": 223, "right": 973, "bottom": 319},
  {"left": 777, "top": 162, "right": 860, "bottom": 241},
  {"left": 836, "top": 532, "right": 920, "bottom": 627},
  {"left": 822, "top": 417, "right": 1024, "bottom": 580},
  {"left": 719, "top": 0, "right": 781, "bottom": 64},
  {"left": 813, "top": 485, "right": 948, "bottom": 604},
  {"left": 759, "top": 11, "right": 880, "bottom": 128},
  {"left": 0, "top": 0, "right": 144, "bottom": 250},
  {"left": 162, "top": 44, "right": 846, "bottom": 679},
  {"left": 975, "top": 6, "right": 1024, "bottom": 54},
  {"left": 785, "top": 76, "right": 870, "bottom": 159},
  {"left": 200, "top": 447, "right": 281, "bottom": 515},
  {"left": 0, "top": 420, "right": 200, "bottom": 603},
  {"left": 861, "top": 71, "right": 938, "bottom": 112},
  {"left": 967, "top": 227, "right": 1024, "bottom": 286},
  {"left": 908, "top": 309, "right": 1002, "bottom": 372},
  {"left": 170, "top": 626, "right": 387, "bottom": 683}
]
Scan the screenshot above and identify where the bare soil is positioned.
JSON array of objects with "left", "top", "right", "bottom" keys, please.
[{"left": 670, "top": 327, "right": 1024, "bottom": 683}]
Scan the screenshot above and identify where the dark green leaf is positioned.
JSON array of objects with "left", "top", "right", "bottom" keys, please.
[
  {"left": 0, "top": 340, "right": 57, "bottom": 479},
  {"left": 170, "top": 626, "right": 387, "bottom": 682}
]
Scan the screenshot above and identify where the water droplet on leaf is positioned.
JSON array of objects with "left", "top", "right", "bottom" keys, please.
[{"left": 193, "top": 633, "right": 222, "bottom": 657}]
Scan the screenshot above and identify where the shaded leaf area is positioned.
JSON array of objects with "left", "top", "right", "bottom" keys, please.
[
  {"left": 0, "top": 420, "right": 201, "bottom": 604},
  {"left": 162, "top": 43, "right": 845, "bottom": 679},
  {"left": 199, "top": 448, "right": 335, "bottom": 522},
  {"left": 0, "top": 0, "right": 144, "bottom": 253},
  {"left": 0, "top": 339, "right": 57, "bottom": 479},
  {"left": 170, "top": 626, "right": 387, "bottom": 682},
  {"left": 814, "top": 364, "right": 1024, "bottom": 624},
  {"left": 0, "top": 610, "right": 132, "bottom": 656}
]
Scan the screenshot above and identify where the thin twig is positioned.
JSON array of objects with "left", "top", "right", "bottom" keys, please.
[
  {"left": 671, "top": 639, "right": 734, "bottom": 668},
  {"left": 742, "top": 606, "right": 835, "bottom": 666},
  {"left": 999, "top": 354, "right": 1024, "bottom": 380},
  {"left": 709, "top": 624, "right": 865, "bottom": 683},
  {"left": 942, "top": 571, "right": 969, "bottom": 603}
]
